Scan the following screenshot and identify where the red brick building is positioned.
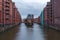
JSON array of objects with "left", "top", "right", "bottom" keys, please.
[
  {"left": 44, "top": 7, "right": 48, "bottom": 22},
  {"left": 44, "top": 0, "right": 60, "bottom": 30},
  {"left": 0, "top": 0, "right": 2, "bottom": 25},
  {"left": 50, "top": 0, "right": 60, "bottom": 30},
  {"left": 38, "top": 16, "right": 40, "bottom": 24},
  {"left": 44, "top": 2, "right": 52, "bottom": 26},
  {"left": 15, "top": 8, "right": 22, "bottom": 24},
  {"left": 10, "top": 0, "right": 13, "bottom": 25},
  {"left": 34, "top": 16, "right": 40, "bottom": 24},
  {"left": 0, "top": 0, "right": 22, "bottom": 27},
  {"left": 12, "top": 2, "right": 16, "bottom": 24},
  {"left": 4, "top": 0, "right": 10, "bottom": 25},
  {"left": 12, "top": 2, "right": 22, "bottom": 25},
  {"left": 51, "top": 0, "right": 60, "bottom": 25}
]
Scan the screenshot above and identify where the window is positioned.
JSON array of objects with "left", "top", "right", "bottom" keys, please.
[
  {"left": 5, "top": 9, "right": 10, "bottom": 11},
  {"left": 6, "top": 18, "right": 9, "bottom": 20},
  {"left": 6, "top": 13, "right": 9, "bottom": 15},
  {"left": 7, "top": 0, "right": 9, "bottom": 1}
]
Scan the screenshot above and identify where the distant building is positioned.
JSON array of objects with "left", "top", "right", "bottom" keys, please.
[
  {"left": 24, "top": 14, "right": 34, "bottom": 26},
  {"left": 34, "top": 16, "right": 40, "bottom": 24}
]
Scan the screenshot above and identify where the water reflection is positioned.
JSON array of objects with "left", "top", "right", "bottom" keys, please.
[
  {"left": 33, "top": 24, "right": 45, "bottom": 40},
  {"left": 0, "top": 23, "right": 60, "bottom": 40},
  {"left": 45, "top": 27, "right": 60, "bottom": 40},
  {"left": 0, "top": 25, "right": 20, "bottom": 40},
  {"left": 15, "top": 23, "right": 28, "bottom": 40},
  {"left": 0, "top": 23, "right": 45, "bottom": 40},
  {"left": 15, "top": 23, "right": 45, "bottom": 40}
]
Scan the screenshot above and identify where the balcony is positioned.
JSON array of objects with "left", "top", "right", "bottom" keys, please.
[
  {"left": 6, "top": 0, "right": 10, "bottom": 3},
  {"left": 5, "top": 4, "right": 10, "bottom": 7},
  {"left": 6, "top": 20, "right": 9, "bottom": 24},
  {"left": 6, "top": 15, "right": 10, "bottom": 19},
  {"left": 5, "top": 2, "right": 10, "bottom": 5},
  {"left": 6, "top": 7, "right": 10, "bottom": 10},
  {"left": 5, "top": 12, "right": 10, "bottom": 15},
  {"left": 6, "top": 10, "right": 9, "bottom": 13},
  {"left": 5, "top": 9, "right": 10, "bottom": 11}
]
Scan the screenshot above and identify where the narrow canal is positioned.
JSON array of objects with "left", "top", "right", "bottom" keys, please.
[
  {"left": 0, "top": 23, "right": 60, "bottom": 40},
  {"left": 0, "top": 23, "right": 45, "bottom": 40}
]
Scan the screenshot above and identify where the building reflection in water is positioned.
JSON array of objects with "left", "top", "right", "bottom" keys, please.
[
  {"left": 15, "top": 23, "right": 45, "bottom": 40},
  {"left": 0, "top": 23, "right": 45, "bottom": 40}
]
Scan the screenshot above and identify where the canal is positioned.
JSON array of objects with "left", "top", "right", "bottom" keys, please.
[{"left": 0, "top": 23, "right": 60, "bottom": 40}]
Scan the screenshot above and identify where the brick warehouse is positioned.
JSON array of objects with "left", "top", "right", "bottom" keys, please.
[
  {"left": 44, "top": 2, "right": 53, "bottom": 27},
  {"left": 0, "top": 0, "right": 22, "bottom": 32},
  {"left": 50, "top": 0, "right": 60, "bottom": 30},
  {"left": 15, "top": 8, "right": 22, "bottom": 24},
  {"left": 44, "top": 0, "right": 60, "bottom": 30},
  {"left": 34, "top": 16, "right": 40, "bottom": 24}
]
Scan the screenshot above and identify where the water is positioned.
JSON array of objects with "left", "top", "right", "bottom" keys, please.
[
  {"left": 0, "top": 23, "right": 45, "bottom": 40},
  {"left": 0, "top": 23, "right": 60, "bottom": 40},
  {"left": 45, "top": 27, "right": 60, "bottom": 40}
]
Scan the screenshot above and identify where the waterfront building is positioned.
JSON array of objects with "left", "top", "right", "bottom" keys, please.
[{"left": 0, "top": 0, "right": 22, "bottom": 32}]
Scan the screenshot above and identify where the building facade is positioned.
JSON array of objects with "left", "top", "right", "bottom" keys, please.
[
  {"left": 44, "top": 0, "right": 60, "bottom": 30},
  {"left": 51, "top": 0, "right": 60, "bottom": 26},
  {"left": 0, "top": 0, "right": 22, "bottom": 32},
  {"left": 44, "top": 2, "right": 53, "bottom": 27}
]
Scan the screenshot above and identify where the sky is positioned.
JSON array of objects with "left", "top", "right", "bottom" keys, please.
[{"left": 12, "top": 0, "right": 50, "bottom": 19}]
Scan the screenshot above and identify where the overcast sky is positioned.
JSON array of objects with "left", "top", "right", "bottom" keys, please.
[
  {"left": 12, "top": 0, "right": 50, "bottom": 3},
  {"left": 12, "top": 0, "right": 50, "bottom": 19}
]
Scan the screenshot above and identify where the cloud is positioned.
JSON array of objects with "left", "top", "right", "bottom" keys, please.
[
  {"left": 12, "top": 0, "right": 50, "bottom": 3},
  {"left": 15, "top": 2, "right": 46, "bottom": 18},
  {"left": 22, "top": 0, "right": 50, "bottom": 3},
  {"left": 12, "top": 0, "right": 50, "bottom": 19}
]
